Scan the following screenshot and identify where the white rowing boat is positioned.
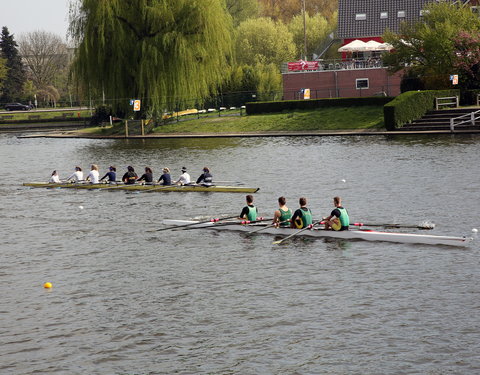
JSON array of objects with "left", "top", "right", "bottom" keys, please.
[{"left": 162, "top": 220, "right": 473, "bottom": 247}]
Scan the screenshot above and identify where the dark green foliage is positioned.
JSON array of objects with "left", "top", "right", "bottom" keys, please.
[
  {"left": 0, "top": 27, "right": 26, "bottom": 102},
  {"left": 90, "top": 105, "right": 113, "bottom": 125},
  {"left": 383, "top": 90, "right": 459, "bottom": 130},
  {"left": 246, "top": 97, "right": 393, "bottom": 115}
]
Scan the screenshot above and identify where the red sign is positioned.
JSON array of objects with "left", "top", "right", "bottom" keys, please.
[{"left": 288, "top": 60, "right": 319, "bottom": 71}]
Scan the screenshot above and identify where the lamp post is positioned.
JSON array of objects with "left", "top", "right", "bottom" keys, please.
[{"left": 302, "top": 0, "right": 307, "bottom": 60}]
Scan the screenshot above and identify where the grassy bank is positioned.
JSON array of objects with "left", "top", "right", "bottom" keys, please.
[
  {"left": 86, "top": 106, "right": 385, "bottom": 136},
  {"left": 0, "top": 109, "right": 91, "bottom": 123}
]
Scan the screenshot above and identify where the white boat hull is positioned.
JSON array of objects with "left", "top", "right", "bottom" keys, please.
[{"left": 162, "top": 220, "right": 473, "bottom": 247}]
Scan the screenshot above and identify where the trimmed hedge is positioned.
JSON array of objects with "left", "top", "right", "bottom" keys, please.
[
  {"left": 384, "top": 89, "right": 459, "bottom": 130},
  {"left": 246, "top": 97, "right": 394, "bottom": 115}
]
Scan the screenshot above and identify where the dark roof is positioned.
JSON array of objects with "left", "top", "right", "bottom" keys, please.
[{"left": 337, "top": 0, "right": 451, "bottom": 39}]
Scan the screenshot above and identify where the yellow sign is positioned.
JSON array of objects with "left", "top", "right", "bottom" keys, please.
[
  {"left": 304, "top": 88, "right": 310, "bottom": 100},
  {"left": 133, "top": 100, "right": 141, "bottom": 111}
]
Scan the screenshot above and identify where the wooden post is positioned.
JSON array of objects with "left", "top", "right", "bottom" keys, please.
[
  {"left": 125, "top": 120, "right": 129, "bottom": 138},
  {"left": 141, "top": 120, "right": 145, "bottom": 136}
]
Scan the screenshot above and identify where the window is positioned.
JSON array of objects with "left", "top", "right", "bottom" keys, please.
[
  {"left": 397, "top": 10, "right": 406, "bottom": 18},
  {"left": 355, "top": 13, "right": 367, "bottom": 21},
  {"left": 380, "top": 12, "right": 388, "bottom": 19},
  {"left": 356, "top": 78, "right": 369, "bottom": 89}
]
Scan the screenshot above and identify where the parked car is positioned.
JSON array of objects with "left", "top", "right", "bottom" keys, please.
[{"left": 4, "top": 103, "right": 32, "bottom": 111}]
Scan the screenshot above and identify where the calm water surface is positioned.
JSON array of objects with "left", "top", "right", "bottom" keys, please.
[{"left": 0, "top": 133, "right": 479, "bottom": 375}]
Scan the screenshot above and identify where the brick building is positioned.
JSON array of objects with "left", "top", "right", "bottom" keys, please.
[{"left": 282, "top": 0, "right": 477, "bottom": 100}]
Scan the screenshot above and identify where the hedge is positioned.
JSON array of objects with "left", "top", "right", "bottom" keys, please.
[
  {"left": 245, "top": 97, "right": 394, "bottom": 115},
  {"left": 383, "top": 89, "right": 459, "bottom": 130}
]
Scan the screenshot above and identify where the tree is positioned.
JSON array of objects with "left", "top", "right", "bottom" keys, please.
[
  {"left": 288, "top": 12, "right": 336, "bottom": 59},
  {"left": 18, "top": 31, "right": 69, "bottom": 91},
  {"left": 0, "top": 57, "right": 7, "bottom": 96},
  {"left": 258, "top": 0, "right": 338, "bottom": 22},
  {"left": 235, "top": 17, "right": 296, "bottom": 66},
  {"left": 0, "top": 26, "right": 26, "bottom": 103},
  {"left": 452, "top": 31, "right": 480, "bottom": 90},
  {"left": 226, "top": 0, "right": 259, "bottom": 26},
  {"left": 383, "top": 2, "right": 480, "bottom": 89},
  {"left": 69, "top": 0, "right": 233, "bottom": 116}
]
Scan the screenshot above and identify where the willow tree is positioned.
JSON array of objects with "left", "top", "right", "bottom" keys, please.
[{"left": 69, "top": 0, "right": 233, "bottom": 116}]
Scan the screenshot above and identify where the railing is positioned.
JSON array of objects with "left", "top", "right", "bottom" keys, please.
[
  {"left": 450, "top": 109, "right": 480, "bottom": 132},
  {"left": 281, "top": 58, "right": 384, "bottom": 74},
  {"left": 435, "top": 96, "right": 459, "bottom": 110}
]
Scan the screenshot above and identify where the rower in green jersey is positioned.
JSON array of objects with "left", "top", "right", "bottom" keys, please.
[
  {"left": 291, "top": 197, "right": 313, "bottom": 229},
  {"left": 273, "top": 196, "right": 292, "bottom": 228},
  {"left": 323, "top": 196, "right": 350, "bottom": 231},
  {"left": 239, "top": 194, "right": 258, "bottom": 221}
]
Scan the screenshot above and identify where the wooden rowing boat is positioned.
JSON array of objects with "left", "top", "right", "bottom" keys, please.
[
  {"left": 162, "top": 220, "right": 473, "bottom": 247},
  {"left": 22, "top": 182, "right": 259, "bottom": 193}
]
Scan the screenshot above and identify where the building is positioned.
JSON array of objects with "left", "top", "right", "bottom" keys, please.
[{"left": 282, "top": 0, "right": 478, "bottom": 100}]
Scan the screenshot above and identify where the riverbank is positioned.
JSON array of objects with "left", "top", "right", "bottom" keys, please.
[{"left": 75, "top": 105, "right": 386, "bottom": 137}]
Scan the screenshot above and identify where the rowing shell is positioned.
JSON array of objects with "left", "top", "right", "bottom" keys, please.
[
  {"left": 162, "top": 220, "right": 473, "bottom": 247},
  {"left": 23, "top": 182, "right": 259, "bottom": 193}
]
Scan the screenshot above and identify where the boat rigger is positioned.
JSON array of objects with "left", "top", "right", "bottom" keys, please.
[{"left": 162, "top": 220, "right": 473, "bottom": 247}]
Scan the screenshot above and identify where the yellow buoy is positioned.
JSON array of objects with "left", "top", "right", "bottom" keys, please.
[{"left": 43, "top": 282, "right": 53, "bottom": 289}]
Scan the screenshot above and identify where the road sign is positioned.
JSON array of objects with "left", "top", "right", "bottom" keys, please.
[{"left": 133, "top": 100, "right": 141, "bottom": 111}]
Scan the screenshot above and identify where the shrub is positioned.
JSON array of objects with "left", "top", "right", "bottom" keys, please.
[
  {"left": 246, "top": 97, "right": 393, "bottom": 115},
  {"left": 383, "top": 90, "right": 459, "bottom": 130}
]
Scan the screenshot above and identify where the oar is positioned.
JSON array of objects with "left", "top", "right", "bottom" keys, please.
[
  {"left": 180, "top": 217, "right": 273, "bottom": 231},
  {"left": 247, "top": 219, "right": 290, "bottom": 234},
  {"left": 150, "top": 215, "right": 239, "bottom": 232},
  {"left": 351, "top": 222, "right": 435, "bottom": 230},
  {"left": 272, "top": 222, "right": 320, "bottom": 245}
]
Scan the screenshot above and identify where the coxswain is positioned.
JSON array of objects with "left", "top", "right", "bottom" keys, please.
[
  {"left": 137, "top": 167, "right": 154, "bottom": 184},
  {"left": 196, "top": 167, "right": 213, "bottom": 186},
  {"left": 239, "top": 194, "right": 257, "bottom": 221},
  {"left": 49, "top": 170, "right": 61, "bottom": 183},
  {"left": 273, "top": 196, "right": 292, "bottom": 227},
  {"left": 323, "top": 196, "right": 349, "bottom": 231},
  {"left": 175, "top": 167, "right": 191, "bottom": 185},
  {"left": 157, "top": 167, "right": 172, "bottom": 185},
  {"left": 85, "top": 164, "right": 100, "bottom": 184},
  {"left": 290, "top": 197, "right": 313, "bottom": 229},
  {"left": 122, "top": 166, "right": 138, "bottom": 185},
  {"left": 100, "top": 166, "right": 116, "bottom": 183},
  {"left": 67, "top": 166, "right": 83, "bottom": 182}
]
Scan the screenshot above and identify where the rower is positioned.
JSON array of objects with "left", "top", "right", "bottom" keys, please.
[
  {"left": 122, "top": 166, "right": 138, "bottom": 185},
  {"left": 175, "top": 167, "right": 191, "bottom": 185},
  {"left": 239, "top": 194, "right": 257, "bottom": 221},
  {"left": 49, "top": 170, "right": 61, "bottom": 183},
  {"left": 291, "top": 197, "right": 313, "bottom": 229},
  {"left": 67, "top": 166, "right": 83, "bottom": 182},
  {"left": 85, "top": 164, "right": 100, "bottom": 184},
  {"left": 137, "top": 167, "right": 154, "bottom": 184},
  {"left": 273, "top": 196, "right": 291, "bottom": 227},
  {"left": 323, "top": 196, "right": 349, "bottom": 231},
  {"left": 157, "top": 167, "right": 172, "bottom": 185},
  {"left": 100, "top": 166, "right": 116, "bottom": 183},
  {"left": 196, "top": 167, "right": 213, "bottom": 186}
]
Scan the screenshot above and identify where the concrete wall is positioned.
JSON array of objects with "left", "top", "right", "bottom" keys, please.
[{"left": 283, "top": 68, "right": 403, "bottom": 100}]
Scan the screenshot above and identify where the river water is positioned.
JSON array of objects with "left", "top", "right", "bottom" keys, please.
[{"left": 0, "top": 133, "right": 479, "bottom": 375}]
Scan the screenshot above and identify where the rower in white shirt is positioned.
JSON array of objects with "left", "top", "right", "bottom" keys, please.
[
  {"left": 67, "top": 166, "right": 83, "bottom": 182},
  {"left": 85, "top": 164, "right": 100, "bottom": 184},
  {"left": 175, "top": 167, "right": 191, "bottom": 185},
  {"left": 49, "top": 170, "right": 61, "bottom": 183}
]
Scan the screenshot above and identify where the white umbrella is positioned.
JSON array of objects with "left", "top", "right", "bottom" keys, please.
[
  {"left": 377, "top": 42, "right": 394, "bottom": 51},
  {"left": 338, "top": 39, "right": 367, "bottom": 52},
  {"left": 363, "top": 40, "right": 383, "bottom": 51}
]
